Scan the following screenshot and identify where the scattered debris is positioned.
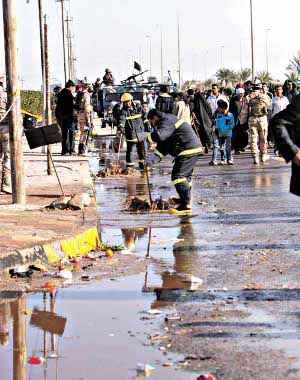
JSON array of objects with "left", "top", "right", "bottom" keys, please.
[
  {"left": 147, "top": 309, "right": 162, "bottom": 315},
  {"left": 126, "top": 196, "right": 171, "bottom": 212},
  {"left": 165, "top": 314, "right": 181, "bottom": 322},
  {"left": 9, "top": 265, "right": 33, "bottom": 279},
  {"left": 57, "top": 269, "right": 73, "bottom": 280},
  {"left": 81, "top": 275, "right": 93, "bottom": 281},
  {"left": 162, "top": 362, "right": 173, "bottom": 367},
  {"left": 197, "top": 374, "right": 217, "bottom": 380},
  {"left": 28, "top": 356, "right": 45, "bottom": 366},
  {"left": 136, "top": 363, "right": 155, "bottom": 376}
]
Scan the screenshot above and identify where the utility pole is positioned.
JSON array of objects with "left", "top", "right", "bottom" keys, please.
[
  {"left": 65, "top": 13, "right": 72, "bottom": 80},
  {"left": 12, "top": 297, "right": 27, "bottom": 380},
  {"left": 177, "top": 16, "right": 181, "bottom": 88},
  {"left": 250, "top": 0, "right": 255, "bottom": 81},
  {"left": 38, "top": 0, "right": 46, "bottom": 121},
  {"left": 2, "top": 0, "right": 26, "bottom": 204},
  {"left": 146, "top": 35, "right": 152, "bottom": 76},
  {"left": 44, "top": 15, "right": 53, "bottom": 175},
  {"left": 160, "top": 26, "right": 163, "bottom": 83},
  {"left": 56, "top": 0, "right": 68, "bottom": 84}
]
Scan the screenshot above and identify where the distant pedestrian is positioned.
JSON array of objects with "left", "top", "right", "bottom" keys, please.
[
  {"left": 55, "top": 80, "right": 76, "bottom": 155},
  {"left": 270, "top": 94, "right": 300, "bottom": 197},
  {"left": 230, "top": 87, "right": 248, "bottom": 154},
  {"left": 210, "top": 99, "right": 235, "bottom": 166},
  {"left": 283, "top": 80, "right": 298, "bottom": 103},
  {"left": 193, "top": 88, "right": 214, "bottom": 153},
  {"left": 155, "top": 85, "right": 174, "bottom": 114},
  {"left": 271, "top": 85, "right": 289, "bottom": 118},
  {"left": 207, "top": 84, "right": 229, "bottom": 114},
  {"left": 75, "top": 84, "right": 92, "bottom": 155},
  {"left": 174, "top": 92, "right": 191, "bottom": 124}
]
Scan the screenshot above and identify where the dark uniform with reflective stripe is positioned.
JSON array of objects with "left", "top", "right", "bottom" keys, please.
[
  {"left": 115, "top": 104, "right": 145, "bottom": 169},
  {"left": 148, "top": 112, "right": 202, "bottom": 207}
]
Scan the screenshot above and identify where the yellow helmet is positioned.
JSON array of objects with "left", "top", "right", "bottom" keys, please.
[{"left": 121, "top": 92, "right": 133, "bottom": 103}]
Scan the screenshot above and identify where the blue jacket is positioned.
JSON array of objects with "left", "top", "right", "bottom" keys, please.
[{"left": 214, "top": 111, "right": 235, "bottom": 137}]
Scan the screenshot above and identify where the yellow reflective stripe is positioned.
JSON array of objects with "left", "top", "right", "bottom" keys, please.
[
  {"left": 126, "top": 138, "right": 138, "bottom": 143},
  {"left": 178, "top": 147, "right": 203, "bottom": 157},
  {"left": 175, "top": 119, "right": 185, "bottom": 129},
  {"left": 138, "top": 159, "right": 145, "bottom": 163},
  {"left": 154, "top": 149, "right": 164, "bottom": 159},
  {"left": 147, "top": 133, "right": 154, "bottom": 144},
  {"left": 126, "top": 114, "right": 142, "bottom": 120},
  {"left": 173, "top": 178, "right": 187, "bottom": 185},
  {"left": 126, "top": 163, "right": 135, "bottom": 166}
]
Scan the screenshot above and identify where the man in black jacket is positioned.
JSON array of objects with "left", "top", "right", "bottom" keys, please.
[
  {"left": 146, "top": 109, "right": 203, "bottom": 215},
  {"left": 55, "top": 80, "right": 76, "bottom": 155},
  {"left": 270, "top": 94, "right": 300, "bottom": 196}
]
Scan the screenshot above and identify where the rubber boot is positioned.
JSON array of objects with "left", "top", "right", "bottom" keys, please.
[{"left": 78, "top": 143, "right": 85, "bottom": 155}]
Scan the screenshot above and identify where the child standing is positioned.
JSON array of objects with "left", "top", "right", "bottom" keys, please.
[{"left": 210, "top": 99, "right": 235, "bottom": 166}]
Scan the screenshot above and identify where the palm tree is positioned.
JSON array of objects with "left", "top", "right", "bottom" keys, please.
[
  {"left": 287, "top": 51, "right": 300, "bottom": 73},
  {"left": 256, "top": 71, "right": 273, "bottom": 83},
  {"left": 285, "top": 72, "right": 298, "bottom": 82},
  {"left": 216, "top": 68, "right": 238, "bottom": 86},
  {"left": 237, "top": 68, "right": 251, "bottom": 82},
  {"left": 204, "top": 78, "right": 214, "bottom": 89}
]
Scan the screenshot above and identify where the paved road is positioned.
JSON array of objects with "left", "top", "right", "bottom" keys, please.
[{"left": 96, "top": 149, "right": 300, "bottom": 379}]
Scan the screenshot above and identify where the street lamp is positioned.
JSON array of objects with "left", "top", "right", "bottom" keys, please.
[
  {"left": 146, "top": 35, "right": 152, "bottom": 76},
  {"left": 265, "top": 28, "right": 271, "bottom": 73},
  {"left": 56, "top": 0, "right": 70, "bottom": 84},
  {"left": 250, "top": 0, "right": 255, "bottom": 81}
]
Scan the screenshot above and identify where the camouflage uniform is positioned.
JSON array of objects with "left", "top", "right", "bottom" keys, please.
[
  {"left": 240, "top": 92, "right": 271, "bottom": 163},
  {"left": 0, "top": 88, "right": 11, "bottom": 194},
  {"left": 77, "top": 91, "right": 92, "bottom": 155}
]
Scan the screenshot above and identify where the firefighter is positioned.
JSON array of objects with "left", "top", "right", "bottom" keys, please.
[
  {"left": 0, "top": 84, "right": 11, "bottom": 194},
  {"left": 146, "top": 109, "right": 203, "bottom": 215},
  {"left": 115, "top": 93, "right": 146, "bottom": 170},
  {"left": 155, "top": 85, "right": 175, "bottom": 114}
]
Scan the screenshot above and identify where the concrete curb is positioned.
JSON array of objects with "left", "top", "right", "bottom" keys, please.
[{"left": 0, "top": 227, "right": 101, "bottom": 271}]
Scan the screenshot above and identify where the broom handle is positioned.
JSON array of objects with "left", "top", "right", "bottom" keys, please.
[{"left": 49, "top": 151, "right": 65, "bottom": 196}]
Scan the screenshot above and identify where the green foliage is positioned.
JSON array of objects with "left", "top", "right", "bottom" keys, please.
[
  {"left": 216, "top": 68, "right": 238, "bottom": 85},
  {"left": 21, "top": 90, "right": 43, "bottom": 116},
  {"left": 285, "top": 72, "right": 298, "bottom": 82},
  {"left": 237, "top": 68, "right": 252, "bottom": 82},
  {"left": 256, "top": 71, "right": 273, "bottom": 83}
]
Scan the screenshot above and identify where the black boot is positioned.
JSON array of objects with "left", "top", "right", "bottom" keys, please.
[{"left": 78, "top": 143, "right": 85, "bottom": 155}]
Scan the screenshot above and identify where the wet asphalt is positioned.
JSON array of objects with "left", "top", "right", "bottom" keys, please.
[{"left": 1, "top": 146, "right": 300, "bottom": 380}]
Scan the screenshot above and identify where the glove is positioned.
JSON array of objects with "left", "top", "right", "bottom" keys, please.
[{"left": 145, "top": 153, "right": 161, "bottom": 167}]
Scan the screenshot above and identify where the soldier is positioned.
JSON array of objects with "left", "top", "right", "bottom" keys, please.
[
  {"left": 146, "top": 109, "right": 203, "bottom": 215},
  {"left": 115, "top": 93, "right": 145, "bottom": 170},
  {"left": 75, "top": 84, "right": 92, "bottom": 155},
  {"left": 240, "top": 84, "right": 271, "bottom": 164},
  {"left": 0, "top": 83, "right": 11, "bottom": 194},
  {"left": 102, "top": 69, "right": 114, "bottom": 87}
]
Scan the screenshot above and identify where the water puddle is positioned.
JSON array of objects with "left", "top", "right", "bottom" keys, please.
[{"left": 0, "top": 275, "right": 196, "bottom": 380}]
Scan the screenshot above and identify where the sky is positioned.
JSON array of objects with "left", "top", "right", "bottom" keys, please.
[{"left": 0, "top": 0, "right": 299, "bottom": 89}]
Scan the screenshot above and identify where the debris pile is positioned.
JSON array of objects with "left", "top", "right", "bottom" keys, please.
[{"left": 126, "top": 196, "right": 171, "bottom": 212}]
